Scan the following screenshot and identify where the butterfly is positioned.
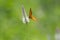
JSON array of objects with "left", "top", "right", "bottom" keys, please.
[
  {"left": 29, "top": 8, "right": 37, "bottom": 21},
  {"left": 22, "top": 5, "right": 37, "bottom": 24}
]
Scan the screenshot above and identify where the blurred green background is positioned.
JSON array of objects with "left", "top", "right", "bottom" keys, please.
[{"left": 0, "top": 0, "right": 60, "bottom": 40}]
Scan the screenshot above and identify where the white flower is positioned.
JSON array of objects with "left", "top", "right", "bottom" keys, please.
[{"left": 22, "top": 5, "right": 30, "bottom": 24}]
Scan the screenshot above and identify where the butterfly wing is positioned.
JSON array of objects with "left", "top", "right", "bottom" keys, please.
[{"left": 29, "top": 8, "right": 32, "bottom": 18}]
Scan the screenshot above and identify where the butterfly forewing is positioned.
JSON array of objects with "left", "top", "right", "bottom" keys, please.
[{"left": 29, "top": 8, "right": 32, "bottom": 18}]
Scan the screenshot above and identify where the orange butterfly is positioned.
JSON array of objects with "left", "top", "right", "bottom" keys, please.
[
  {"left": 22, "top": 5, "right": 37, "bottom": 24},
  {"left": 29, "top": 8, "right": 37, "bottom": 21}
]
